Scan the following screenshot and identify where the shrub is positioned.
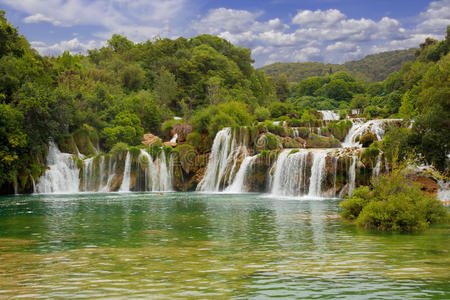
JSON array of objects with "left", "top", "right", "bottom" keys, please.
[
  {"left": 110, "top": 142, "right": 128, "bottom": 156},
  {"left": 255, "top": 106, "right": 271, "bottom": 121},
  {"left": 269, "top": 102, "right": 291, "bottom": 118},
  {"left": 186, "top": 132, "right": 202, "bottom": 148},
  {"left": 339, "top": 169, "right": 448, "bottom": 232}
]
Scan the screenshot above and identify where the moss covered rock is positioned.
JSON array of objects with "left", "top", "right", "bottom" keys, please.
[
  {"left": 73, "top": 128, "right": 97, "bottom": 156},
  {"left": 282, "top": 137, "right": 306, "bottom": 148},
  {"left": 306, "top": 133, "right": 341, "bottom": 148},
  {"left": 256, "top": 133, "right": 281, "bottom": 151}
]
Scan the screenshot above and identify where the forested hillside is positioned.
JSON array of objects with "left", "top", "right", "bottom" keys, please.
[
  {"left": 0, "top": 8, "right": 448, "bottom": 195},
  {"left": 260, "top": 49, "right": 415, "bottom": 82}
]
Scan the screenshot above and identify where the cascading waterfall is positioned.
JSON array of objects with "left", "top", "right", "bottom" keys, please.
[
  {"left": 373, "top": 153, "right": 382, "bottom": 178},
  {"left": 197, "top": 128, "right": 248, "bottom": 192},
  {"left": 307, "top": 150, "right": 329, "bottom": 198},
  {"left": 139, "top": 149, "right": 174, "bottom": 192},
  {"left": 225, "top": 155, "right": 257, "bottom": 193},
  {"left": 83, "top": 157, "right": 94, "bottom": 191},
  {"left": 170, "top": 133, "right": 178, "bottom": 143},
  {"left": 319, "top": 110, "right": 339, "bottom": 121},
  {"left": 98, "top": 156, "right": 105, "bottom": 190},
  {"left": 348, "top": 155, "right": 358, "bottom": 196},
  {"left": 119, "top": 152, "right": 131, "bottom": 192},
  {"left": 342, "top": 119, "right": 401, "bottom": 148},
  {"left": 36, "top": 141, "right": 80, "bottom": 193},
  {"left": 270, "top": 150, "right": 309, "bottom": 197},
  {"left": 102, "top": 158, "right": 116, "bottom": 192}
]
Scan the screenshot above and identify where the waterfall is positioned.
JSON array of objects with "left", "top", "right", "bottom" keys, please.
[
  {"left": 83, "top": 157, "right": 94, "bottom": 191},
  {"left": 373, "top": 153, "right": 382, "bottom": 178},
  {"left": 225, "top": 155, "right": 257, "bottom": 193},
  {"left": 157, "top": 151, "right": 173, "bottom": 191},
  {"left": 119, "top": 152, "right": 131, "bottom": 192},
  {"left": 348, "top": 155, "right": 358, "bottom": 196},
  {"left": 36, "top": 141, "right": 80, "bottom": 194},
  {"left": 169, "top": 133, "right": 178, "bottom": 143},
  {"left": 98, "top": 156, "right": 105, "bottom": 190},
  {"left": 333, "top": 156, "right": 338, "bottom": 197},
  {"left": 307, "top": 150, "right": 329, "bottom": 198},
  {"left": 342, "top": 119, "right": 401, "bottom": 148},
  {"left": 139, "top": 149, "right": 173, "bottom": 192},
  {"left": 102, "top": 158, "right": 116, "bottom": 192},
  {"left": 437, "top": 180, "right": 449, "bottom": 201},
  {"left": 13, "top": 177, "right": 18, "bottom": 195},
  {"left": 270, "top": 150, "right": 309, "bottom": 197},
  {"left": 319, "top": 110, "right": 339, "bottom": 121}
]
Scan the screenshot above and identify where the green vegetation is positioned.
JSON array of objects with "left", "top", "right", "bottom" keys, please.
[
  {"left": 259, "top": 49, "right": 415, "bottom": 82},
  {"left": 340, "top": 168, "right": 448, "bottom": 232}
]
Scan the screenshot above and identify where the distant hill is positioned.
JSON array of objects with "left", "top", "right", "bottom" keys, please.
[{"left": 259, "top": 48, "right": 416, "bottom": 82}]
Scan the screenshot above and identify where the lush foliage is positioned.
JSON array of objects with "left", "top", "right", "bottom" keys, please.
[
  {"left": 259, "top": 49, "right": 415, "bottom": 82},
  {"left": 340, "top": 169, "right": 448, "bottom": 232}
]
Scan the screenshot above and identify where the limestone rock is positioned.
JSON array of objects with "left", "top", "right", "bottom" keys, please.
[{"left": 142, "top": 134, "right": 162, "bottom": 147}]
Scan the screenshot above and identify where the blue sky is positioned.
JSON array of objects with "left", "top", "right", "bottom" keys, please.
[{"left": 1, "top": 0, "right": 449, "bottom": 66}]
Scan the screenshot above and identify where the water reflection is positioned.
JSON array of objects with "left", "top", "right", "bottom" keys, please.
[{"left": 0, "top": 193, "right": 448, "bottom": 298}]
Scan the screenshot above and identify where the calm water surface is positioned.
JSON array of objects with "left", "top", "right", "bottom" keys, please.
[{"left": 0, "top": 192, "right": 448, "bottom": 299}]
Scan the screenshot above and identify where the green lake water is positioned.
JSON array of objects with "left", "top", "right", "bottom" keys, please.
[{"left": 0, "top": 192, "right": 448, "bottom": 299}]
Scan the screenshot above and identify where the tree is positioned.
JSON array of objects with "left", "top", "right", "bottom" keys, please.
[
  {"left": 275, "top": 73, "right": 289, "bottom": 101},
  {"left": 154, "top": 67, "right": 177, "bottom": 108},
  {"left": 107, "top": 34, "right": 134, "bottom": 53}
]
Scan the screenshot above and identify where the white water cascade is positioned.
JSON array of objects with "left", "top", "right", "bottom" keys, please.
[
  {"left": 307, "top": 150, "right": 329, "bottom": 198},
  {"left": 139, "top": 149, "right": 174, "bottom": 191},
  {"left": 225, "top": 155, "right": 258, "bottom": 193},
  {"left": 169, "top": 133, "right": 178, "bottom": 143},
  {"left": 342, "top": 119, "right": 401, "bottom": 148},
  {"left": 197, "top": 128, "right": 248, "bottom": 192},
  {"left": 348, "top": 155, "right": 358, "bottom": 196},
  {"left": 36, "top": 141, "right": 80, "bottom": 193},
  {"left": 102, "top": 158, "right": 116, "bottom": 192},
  {"left": 270, "top": 150, "right": 309, "bottom": 197},
  {"left": 119, "top": 152, "right": 131, "bottom": 192},
  {"left": 319, "top": 110, "right": 339, "bottom": 121}
]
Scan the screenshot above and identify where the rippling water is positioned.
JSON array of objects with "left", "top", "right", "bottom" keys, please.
[{"left": 0, "top": 193, "right": 448, "bottom": 298}]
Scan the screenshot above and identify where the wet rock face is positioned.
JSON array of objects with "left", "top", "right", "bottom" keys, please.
[
  {"left": 142, "top": 134, "right": 161, "bottom": 147},
  {"left": 171, "top": 123, "right": 193, "bottom": 142},
  {"left": 407, "top": 174, "right": 440, "bottom": 196}
]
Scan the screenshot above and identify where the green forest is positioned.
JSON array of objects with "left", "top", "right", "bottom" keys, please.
[{"left": 0, "top": 8, "right": 449, "bottom": 200}]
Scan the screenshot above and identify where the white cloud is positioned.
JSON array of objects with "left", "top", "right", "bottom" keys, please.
[
  {"left": 23, "top": 13, "right": 64, "bottom": 26},
  {"left": 292, "top": 9, "right": 345, "bottom": 27},
  {"left": 1, "top": 0, "right": 187, "bottom": 41},
  {"left": 31, "top": 38, "right": 105, "bottom": 56},
  {"left": 2, "top": 0, "right": 449, "bottom": 66},
  {"left": 416, "top": 0, "right": 450, "bottom": 34}
]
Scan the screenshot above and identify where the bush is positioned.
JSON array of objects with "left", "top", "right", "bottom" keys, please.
[
  {"left": 269, "top": 102, "right": 291, "bottom": 118},
  {"left": 110, "top": 142, "right": 128, "bottom": 156},
  {"left": 339, "top": 169, "right": 448, "bottom": 232},
  {"left": 255, "top": 106, "right": 270, "bottom": 122},
  {"left": 186, "top": 132, "right": 202, "bottom": 148}
]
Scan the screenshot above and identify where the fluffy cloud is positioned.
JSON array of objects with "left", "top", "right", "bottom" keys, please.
[
  {"left": 23, "top": 13, "right": 64, "bottom": 26},
  {"left": 2, "top": 0, "right": 187, "bottom": 41},
  {"left": 2, "top": 0, "right": 449, "bottom": 66},
  {"left": 190, "top": 1, "right": 449, "bottom": 66},
  {"left": 31, "top": 38, "right": 105, "bottom": 56}
]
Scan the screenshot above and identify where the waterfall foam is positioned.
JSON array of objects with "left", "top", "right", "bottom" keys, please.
[
  {"left": 119, "top": 152, "right": 131, "bottom": 192},
  {"left": 319, "top": 110, "right": 339, "bottom": 121},
  {"left": 342, "top": 119, "right": 401, "bottom": 148},
  {"left": 36, "top": 141, "right": 80, "bottom": 194},
  {"left": 307, "top": 150, "right": 329, "bottom": 198},
  {"left": 225, "top": 155, "right": 257, "bottom": 193}
]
